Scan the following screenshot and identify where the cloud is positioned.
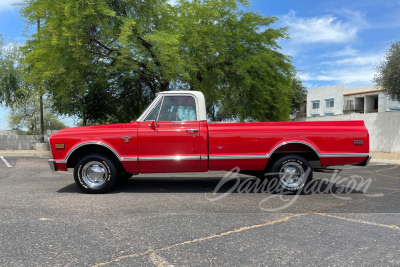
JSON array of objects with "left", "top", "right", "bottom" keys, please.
[
  {"left": 300, "top": 52, "right": 382, "bottom": 86},
  {"left": 300, "top": 47, "right": 386, "bottom": 86},
  {"left": 322, "top": 53, "right": 384, "bottom": 66},
  {"left": 330, "top": 45, "right": 358, "bottom": 57},
  {"left": 281, "top": 10, "right": 359, "bottom": 43},
  {"left": 338, "top": 9, "right": 368, "bottom": 27},
  {"left": 0, "top": 0, "right": 23, "bottom": 13},
  {"left": 301, "top": 66, "right": 375, "bottom": 85}
]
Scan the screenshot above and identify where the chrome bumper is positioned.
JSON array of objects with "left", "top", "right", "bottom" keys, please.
[{"left": 48, "top": 159, "right": 56, "bottom": 172}]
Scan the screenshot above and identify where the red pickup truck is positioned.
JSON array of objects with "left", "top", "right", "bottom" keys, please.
[{"left": 48, "top": 91, "right": 371, "bottom": 193}]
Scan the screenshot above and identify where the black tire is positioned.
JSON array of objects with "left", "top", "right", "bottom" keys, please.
[
  {"left": 269, "top": 155, "right": 313, "bottom": 193},
  {"left": 73, "top": 153, "right": 118, "bottom": 194}
]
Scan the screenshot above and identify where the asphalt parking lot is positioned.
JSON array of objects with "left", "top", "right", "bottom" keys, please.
[{"left": 0, "top": 157, "right": 399, "bottom": 266}]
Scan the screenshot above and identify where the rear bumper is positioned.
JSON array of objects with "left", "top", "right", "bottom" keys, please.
[
  {"left": 48, "top": 159, "right": 56, "bottom": 172},
  {"left": 356, "top": 155, "right": 372, "bottom": 166}
]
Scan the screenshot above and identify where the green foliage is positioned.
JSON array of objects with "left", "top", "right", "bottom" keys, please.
[
  {"left": 0, "top": 35, "right": 68, "bottom": 131},
  {"left": 290, "top": 78, "right": 307, "bottom": 115},
  {"left": 7, "top": 100, "right": 68, "bottom": 134},
  {"left": 0, "top": 36, "right": 28, "bottom": 108},
  {"left": 19, "top": 0, "right": 303, "bottom": 123},
  {"left": 374, "top": 41, "right": 400, "bottom": 100}
]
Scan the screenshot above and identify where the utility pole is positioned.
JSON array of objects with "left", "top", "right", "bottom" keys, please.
[{"left": 38, "top": 19, "right": 45, "bottom": 143}]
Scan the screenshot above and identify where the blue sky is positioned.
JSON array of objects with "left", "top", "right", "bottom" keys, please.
[{"left": 1, "top": 0, "right": 400, "bottom": 129}]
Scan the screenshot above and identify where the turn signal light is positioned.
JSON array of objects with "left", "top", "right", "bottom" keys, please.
[{"left": 55, "top": 144, "right": 65, "bottom": 149}]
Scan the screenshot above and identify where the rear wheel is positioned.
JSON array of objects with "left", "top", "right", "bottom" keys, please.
[
  {"left": 269, "top": 155, "right": 313, "bottom": 193},
  {"left": 74, "top": 153, "right": 118, "bottom": 193}
]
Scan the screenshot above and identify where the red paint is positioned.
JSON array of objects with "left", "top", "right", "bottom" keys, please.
[{"left": 49, "top": 120, "right": 370, "bottom": 173}]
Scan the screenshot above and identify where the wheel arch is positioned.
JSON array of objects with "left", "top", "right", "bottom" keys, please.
[
  {"left": 66, "top": 142, "right": 125, "bottom": 172},
  {"left": 265, "top": 141, "right": 321, "bottom": 171}
]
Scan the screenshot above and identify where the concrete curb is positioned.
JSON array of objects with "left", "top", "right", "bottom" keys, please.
[
  {"left": 0, "top": 150, "right": 51, "bottom": 158},
  {"left": 370, "top": 159, "right": 400, "bottom": 165}
]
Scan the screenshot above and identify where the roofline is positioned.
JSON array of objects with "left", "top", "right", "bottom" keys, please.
[{"left": 343, "top": 89, "right": 385, "bottom": 96}]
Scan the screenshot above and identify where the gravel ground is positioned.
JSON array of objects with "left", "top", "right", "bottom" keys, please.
[{"left": 370, "top": 151, "right": 400, "bottom": 160}]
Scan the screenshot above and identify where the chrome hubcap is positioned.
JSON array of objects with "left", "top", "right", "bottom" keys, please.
[
  {"left": 81, "top": 161, "right": 108, "bottom": 189},
  {"left": 279, "top": 162, "right": 304, "bottom": 188}
]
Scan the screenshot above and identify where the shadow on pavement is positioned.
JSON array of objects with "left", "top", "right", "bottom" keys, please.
[{"left": 57, "top": 176, "right": 368, "bottom": 196}]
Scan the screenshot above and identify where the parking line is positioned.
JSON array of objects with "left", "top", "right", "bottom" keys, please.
[
  {"left": 315, "top": 213, "right": 400, "bottom": 230},
  {"left": 0, "top": 156, "right": 12, "bottom": 168}
]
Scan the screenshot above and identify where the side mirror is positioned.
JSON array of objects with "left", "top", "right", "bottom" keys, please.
[{"left": 148, "top": 120, "right": 157, "bottom": 128}]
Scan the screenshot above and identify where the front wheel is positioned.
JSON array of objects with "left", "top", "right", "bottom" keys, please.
[
  {"left": 74, "top": 153, "right": 118, "bottom": 194},
  {"left": 269, "top": 155, "right": 313, "bottom": 193}
]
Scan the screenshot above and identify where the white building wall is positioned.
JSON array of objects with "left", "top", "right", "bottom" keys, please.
[
  {"left": 305, "top": 112, "right": 400, "bottom": 153},
  {"left": 307, "top": 85, "right": 345, "bottom": 117},
  {"left": 308, "top": 84, "right": 400, "bottom": 116}
]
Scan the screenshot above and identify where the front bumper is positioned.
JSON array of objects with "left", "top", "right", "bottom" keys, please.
[
  {"left": 48, "top": 159, "right": 56, "bottom": 172},
  {"left": 357, "top": 155, "right": 372, "bottom": 166}
]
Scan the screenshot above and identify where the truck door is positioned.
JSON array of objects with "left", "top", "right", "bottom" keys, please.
[{"left": 138, "top": 95, "right": 201, "bottom": 173}]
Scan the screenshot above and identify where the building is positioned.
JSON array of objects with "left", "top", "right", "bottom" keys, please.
[{"left": 306, "top": 84, "right": 400, "bottom": 117}]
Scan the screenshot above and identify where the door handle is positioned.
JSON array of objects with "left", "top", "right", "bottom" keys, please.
[{"left": 186, "top": 129, "right": 199, "bottom": 133}]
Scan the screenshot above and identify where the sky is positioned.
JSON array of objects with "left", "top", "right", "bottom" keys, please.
[{"left": 1, "top": 0, "right": 400, "bottom": 129}]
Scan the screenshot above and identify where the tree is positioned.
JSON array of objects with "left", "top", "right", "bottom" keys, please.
[
  {"left": 289, "top": 78, "right": 307, "bottom": 118},
  {"left": 0, "top": 35, "right": 27, "bottom": 108},
  {"left": 19, "top": 0, "right": 302, "bottom": 123},
  {"left": 8, "top": 107, "right": 68, "bottom": 134},
  {"left": 0, "top": 35, "right": 67, "bottom": 131},
  {"left": 374, "top": 41, "right": 400, "bottom": 100}
]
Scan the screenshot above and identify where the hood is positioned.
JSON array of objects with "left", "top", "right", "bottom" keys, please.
[{"left": 56, "top": 123, "right": 122, "bottom": 134}]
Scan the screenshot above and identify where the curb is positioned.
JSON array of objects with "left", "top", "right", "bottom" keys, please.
[
  {"left": 370, "top": 159, "right": 400, "bottom": 166},
  {"left": 0, "top": 151, "right": 51, "bottom": 158}
]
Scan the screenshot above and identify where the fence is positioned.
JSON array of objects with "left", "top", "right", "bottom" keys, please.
[{"left": 0, "top": 130, "right": 58, "bottom": 150}]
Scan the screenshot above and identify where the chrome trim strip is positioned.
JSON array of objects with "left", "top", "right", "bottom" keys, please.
[
  {"left": 137, "top": 93, "right": 200, "bottom": 122},
  {"left": 319, "top": 153, "right": 370, "bottom": 158},
  {"left": 60, "top": 141, "right": 123, "bottom": 164},
  {"left": 209, "top": 155, "right": 268, "bottom": 160},
  {"left": 139, "top": 156, "right": 200, "bottom": 161},
  {"left": 267, "top": 141, "right": 369, "bottom": 159},
  {"left": 136, "top": 95, "right": 163, "bottom": 122},
  {"left": 48, "top": 159, "right": 56, "bottom": 172},
  {"left": 120, "top": 157, "right": 138, "bottom": 162},
  {"left": 154, "top": 96, "right": 165, "bottom": 123},
  {"left": 267, "top": 141, "right": 320, "bottom": 158},
  {"left": 200, "top": 156, "right": 208, "bottom": 160}
]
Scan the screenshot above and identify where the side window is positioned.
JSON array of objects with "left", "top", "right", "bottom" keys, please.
[
  {"left": 144, "top": 99, "right": 162, "bottom": 121},
  {"left": 312, "top": 102, "right": 320, "bottom": 109},
  {"left": 158, "top": 96, "right": 197, "bottom": 121},
  {"left": 326, "top": 100, "right": 334, "bottom": 108}
]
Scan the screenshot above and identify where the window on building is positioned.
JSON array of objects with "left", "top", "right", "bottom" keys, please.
[
  {"left": 312, "top": 102, "right": 320, "bottom": 109},
  {"left": 392, "top": 95, "right": 397, "bottom": 102},
  {"left": 326, "top": 100, "right": 334, "bottom": 108},
  {"left": 346, "top": 100, "right": 353, "bottom": 110}
]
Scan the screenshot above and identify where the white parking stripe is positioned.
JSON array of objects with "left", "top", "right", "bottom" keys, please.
[{"left": 0, "top": 156, "right": 12, "bottom": 168}]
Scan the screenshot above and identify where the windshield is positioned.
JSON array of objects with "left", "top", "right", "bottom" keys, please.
[{"left": 135, "top": 96, "right": 161, "bottom": 122}]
